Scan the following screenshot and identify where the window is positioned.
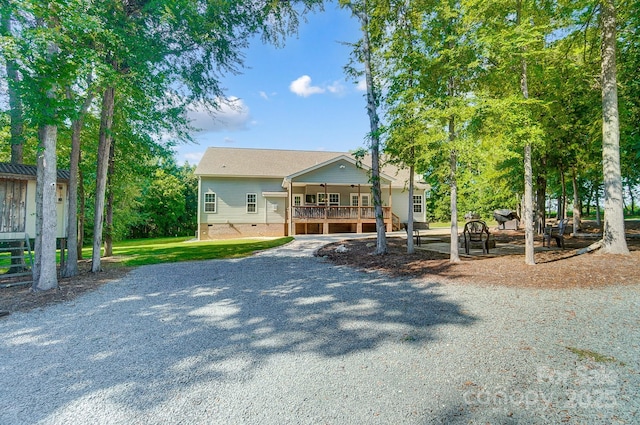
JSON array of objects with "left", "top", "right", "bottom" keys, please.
[
  {"left": 351, "top": 194, "right": 370, "bottom": 207},
  {"left": 293, "top": 195, "right": 302, "bottom": 206},
  {"left": 246, "top": 193, "right": 257, "bottom": 213},
  {"left": 204, "top": 192, "right": 217, "bottom": 213},
  {"left": 318, "top": 193, "right": 340, "bottom": 206},
  {"left": 413, "top": 195, "right": 423, "bottom": 213}
]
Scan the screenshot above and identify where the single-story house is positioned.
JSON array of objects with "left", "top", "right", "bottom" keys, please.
[
  {"left": 195, "top": 147, "right": 429, "bottom": 240},
  {"left": 0, "top": 163, "right": 69, "bottom": 241}
]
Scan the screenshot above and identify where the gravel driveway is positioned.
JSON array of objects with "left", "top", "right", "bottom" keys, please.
[{"left": 1, "top": 235, "right": 638, "bottom": 424}]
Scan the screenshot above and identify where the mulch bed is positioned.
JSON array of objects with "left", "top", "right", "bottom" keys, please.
[
  {"left": 315, "top": 221, "right": 640, "bottom": 289},
  {"left": 0, "top": 259, "right": 131, "bottom": 315}
]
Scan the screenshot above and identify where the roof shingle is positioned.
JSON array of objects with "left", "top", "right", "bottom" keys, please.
[
  {"left": 0, "top": 162, "right": 71, "bottom": 180},
  {"left": 194, "top": 147, "right": 422, "bottom": 188}
]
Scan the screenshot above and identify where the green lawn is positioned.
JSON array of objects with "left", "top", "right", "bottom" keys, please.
[{"left": 79, "top": 237, "right": 294, "bottom": 267}]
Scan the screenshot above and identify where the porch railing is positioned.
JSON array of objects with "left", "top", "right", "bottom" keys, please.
[{"left": 292, "top": 206, "right": 391, "bottom": 220}]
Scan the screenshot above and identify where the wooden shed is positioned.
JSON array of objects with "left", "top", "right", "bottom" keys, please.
[
  {"left": 0, "top": 162, "right": 70, "bottom": 240},
  {"left": 0, "top": 163, "right": 70, "bottom": 286}
]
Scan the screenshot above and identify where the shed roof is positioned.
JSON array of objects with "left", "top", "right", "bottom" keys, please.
[{"left": 0, "top": 163, "right": 71, "bottom": 180}]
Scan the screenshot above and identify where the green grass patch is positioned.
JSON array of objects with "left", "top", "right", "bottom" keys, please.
[
  {"left": 565, "top": 346, "right": 625, "bottom": 366},
  {"left": 81, "top": 237, "right": 294, "bottom": 267}
]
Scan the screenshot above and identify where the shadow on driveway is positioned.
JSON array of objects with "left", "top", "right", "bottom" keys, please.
[{"left": 0, "top": 239, "right": 476, "bottom": 423}]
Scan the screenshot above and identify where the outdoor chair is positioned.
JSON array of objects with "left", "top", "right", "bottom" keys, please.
[
  {"left": 543, "top": 218, "right": 569, "bottom": 248},
  {"left": 463, "top": 220, "right": 491, "bottom": 255}
]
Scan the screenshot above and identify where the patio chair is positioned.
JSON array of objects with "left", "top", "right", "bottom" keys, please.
[
  {"left": 463, "top": 220, "right": 491, "bottom": 255},
  {"left": 542, "top": 218, "right": 569, "bottom": 248}
]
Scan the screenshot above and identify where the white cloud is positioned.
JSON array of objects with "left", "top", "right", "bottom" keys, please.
[
  {"left": 187, "top": 97, "right": 251, "bottom": 132},
  {"left": 356, "top": 78, "right": 367, "bottom": 91},
  {"left": 259, "top": 91, "right": 269, "bottom": 100},
  {"left": 223, "top": 137, "right": 235, "bottom": 144},
  {"left": 327, "top": 80, "right": 346, "bottom": 95},
  {"left": 289, "top": 75, "right": 326, "bottom": 97},
  {"left": 184, "top": 152, "right": 204, "bottom": 163}
]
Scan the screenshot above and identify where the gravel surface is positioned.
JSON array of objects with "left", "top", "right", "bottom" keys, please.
[{"left": 1, "top": 235, "right": 638, "bottom": 424}]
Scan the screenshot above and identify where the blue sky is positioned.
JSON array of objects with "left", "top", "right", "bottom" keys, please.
[{"left": 174, "top": 3, "right": 371, "bottom": 165}]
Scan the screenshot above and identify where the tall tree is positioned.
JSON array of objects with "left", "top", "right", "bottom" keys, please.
[
  {"left": 91, "top": 86, "right": 115, "bottom": 271},
  {"left": 61, "top": 84, "right": 94, "bottom": 277},
  {"left": 33, "top": 35, "right": 61, "bottom": 291},
  {"left": 0, "top": 8, "right": 24, "bottom": 163},
  {"left": 380, "top": 0, "right": 422, "bottom": 255},
  {"left": 599, "top": 0, "right": 629, "bottom": 253},
  {"left": 516, "top": 0, "right": 536, "bottom": 265},
  {"left": 343, "top": 0, "right": 387, "bottom": 254}
]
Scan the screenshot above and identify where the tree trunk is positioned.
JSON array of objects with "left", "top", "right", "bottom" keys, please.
[
  {"left": 92, "top": 87, "right": 116, "bottom": 272},
  {"left": 448, "top": 93, "right": 460, "bottom": 263},
  {"left": 105, "top": 139, "right": 116, "bottom": 257},
  {"left": 77, "top": 162, "right": 86, "bottom": 260},
  {"left": 357, "top": 5, "right": 387, "bottom": 255},
  {"left": 450, "top": 147, "right": 460, "bottom": 263},
  {"left": 572, "top": 168, "right": 582, "bottom": 236},
  {"left": 33, "top": 124, "right": 59, "bottom": 291},
  {"left": 61, "top": 89, "right": 94, "bottom": 277},
  {"left": 627, "top": 179, "right": 635, "bottom": 215},
  {"left": 535, "top": 158, "right": 547, "bottom": 234},
  {"left": 559, "top": 168, "right": 566, "bottom": 220},
  {"left": 516, "top": 0, "right": 535, "bottom": 265},
  {"left": 595, "top": 188, "right": 602, "bottom": 227},
  {"left": 600, "top": 0, "right": 629, "bottom": 254},
  {"left": 585, "top": 183, "right": 593, "bottom": 216}
]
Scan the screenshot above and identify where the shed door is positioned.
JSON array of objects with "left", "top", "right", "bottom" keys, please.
[{"left": 0, "top": 179, "right": 27, "bottom": 233}]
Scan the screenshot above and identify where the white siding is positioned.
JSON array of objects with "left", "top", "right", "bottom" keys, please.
[{"left": 391, "top": 188, "right": 426, "bottom": 223}]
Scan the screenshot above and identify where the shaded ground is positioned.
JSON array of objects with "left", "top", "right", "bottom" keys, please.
[
  {"left": 0, "top": 259, "right": 131, "bottom": 314},
  {"left": 316, "top": 220, "right": 640, "bottom": 289}
]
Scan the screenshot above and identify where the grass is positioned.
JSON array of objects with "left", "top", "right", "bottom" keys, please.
[
  {"left": 565, "top": 346, "right": 626, "bottom": 366},
  {"left": 78, "top": 236, "right": 294, "bottom": 267}
]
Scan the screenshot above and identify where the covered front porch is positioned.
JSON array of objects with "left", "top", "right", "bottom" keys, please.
[{"left": 282, "top": 155, "right": 399, "bottom": 235}]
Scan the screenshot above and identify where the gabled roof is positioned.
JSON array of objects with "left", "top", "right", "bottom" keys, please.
[
  {"left": 0, "top": 162, "right": 71, "bottom": 180},
  {"left": 195, "top": 147, "right": 348, "bottom": 178},
  {"left": 195, "top": 147, "right": 427, "bottom": 189},
  {"left": 284, "top": 154, "right": 395, "bottom": 183}
]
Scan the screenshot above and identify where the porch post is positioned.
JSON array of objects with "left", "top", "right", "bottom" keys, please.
[
  {"left": 387, "top": 181, "right": 393, "bottom": 232},
  {"left": 288, "top": 180, "right": 294, "bottom": 236},
  {"left": 356, "top": 184, "right": 362, "bottom": 233},
  {"left": 323, "top": 183, "right": 328, "bottom": 234}
]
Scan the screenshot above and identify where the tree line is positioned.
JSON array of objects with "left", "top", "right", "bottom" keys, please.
[{"left": 340, "top": 0, "right": 637, "bottom": 262}]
